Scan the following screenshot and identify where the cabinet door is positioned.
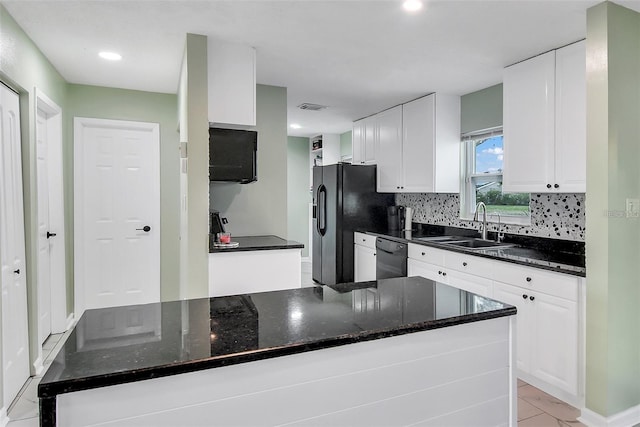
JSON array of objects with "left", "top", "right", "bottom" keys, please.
[
  {"left": 354, "top": 244, "right": 376, "bottom": 282},
  {"left": 363, "top": 116, "right": 377, "bottom": 164},
  {"left": 554, "top": 41, "right": 586, "bottom": 192},
  {"left": 503, "top": 51, "right": 555, "bottom": 193},
  {"left": 402, "top": 95, "right": 435, "bottom": 192},
  {"left": 375, "top": 106, "right": 403, "bottom": 192},
  {"left": 531, "top": 292, "right": 578, "bottom": 396},
  {"left": 493, "top": 282, "right": 532, "bottom": 373},
  {"left": 352, "top": 120, "right": 365, "bottom": 164}
]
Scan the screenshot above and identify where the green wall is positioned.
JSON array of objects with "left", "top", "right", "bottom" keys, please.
[
  {"left": 0, "top": 4, "right": 69, "bottom": 392},
  {"left": 287, "top": 136, "right": 311, "bottom": 257},
  {"left": 585, "top": 1, "right": 640, "bottom": 417},
  {"left": 340, "top": 131, "right": 352, "bottom": 159},
  {"left": 66, "top": 84, "right": 180, "bottom": 301},
  {"left": 460, "top": 83, "right": 503, "bottom": 133},
  {"left": 210, "top": 84, "right": 288, "bottom": 238}
]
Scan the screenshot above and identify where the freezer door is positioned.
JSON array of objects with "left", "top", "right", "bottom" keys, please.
[{"left": 321, "top": 165, "right": 339, "bottom": 285}]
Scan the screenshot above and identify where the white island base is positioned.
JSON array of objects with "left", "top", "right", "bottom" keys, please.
[{"left": 57, "top": 316, "right": 516, "bottom": 426}]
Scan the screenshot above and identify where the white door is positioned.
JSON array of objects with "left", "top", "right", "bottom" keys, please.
[
  {"left": 402, "top": 94, "right": 435, "bottom": 193},
  {"left": 0, "top": 83, "right": 30, "bottom": 408},
  {"left": 74, "top": 118, "right": 160, "bottom": 314},
  {"left": 35, "top": 89, "right": 67, "bottom": 341},
  {"left": 353, "top": 244, "right": 376, "bottom": 282},
  {"left": 36, "top": 107, "right": 52, "bottom": 344}
]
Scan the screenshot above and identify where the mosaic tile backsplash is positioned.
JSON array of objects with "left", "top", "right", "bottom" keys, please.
[{"left": 396, "top": 193, "right": 585, "bottom": 242}]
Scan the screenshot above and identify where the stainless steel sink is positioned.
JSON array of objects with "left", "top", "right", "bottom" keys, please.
[
  {"left": 413, "top": 236, "right": 469, "bottom": 243},
  {"left": 442, "top": 238, "right": 515, "bottom": 250}
]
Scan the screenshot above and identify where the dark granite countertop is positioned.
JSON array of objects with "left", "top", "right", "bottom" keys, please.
[
  {"left": 365, "top": 229, "right": 586, "bottom": 277},
  {"left": 209, "top": 234, "right": 303, "bottom": 253},
  {"left": 38, "top": 277, "right": 514, "bottom": 399}
]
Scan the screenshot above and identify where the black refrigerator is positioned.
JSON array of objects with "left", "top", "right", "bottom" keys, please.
[{"left": 312, "top": 163, "right": 394, "bottom": 285}]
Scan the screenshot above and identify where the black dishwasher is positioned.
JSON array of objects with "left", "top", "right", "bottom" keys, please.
[{"left": 375, "top": 237, "right": 407, "bottom": 279}]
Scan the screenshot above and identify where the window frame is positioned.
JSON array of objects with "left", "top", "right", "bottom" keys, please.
[{"left": 460, "top": 127, "right": 531, "bottom": 226}]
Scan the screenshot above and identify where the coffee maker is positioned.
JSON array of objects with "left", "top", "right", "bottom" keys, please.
[
  {"left": 387, "top": 206, "right": 413, "bottom": 232},
  {"left": 209, "top": 210, "right": 227, "bottom": 235},
  {"left": 387, "top": 206, "right": 405, "bottom": 231}
]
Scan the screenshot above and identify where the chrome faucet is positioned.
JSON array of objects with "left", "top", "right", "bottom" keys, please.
[{"left": 474, "top": 202, "right": 488, "bottom": 240}]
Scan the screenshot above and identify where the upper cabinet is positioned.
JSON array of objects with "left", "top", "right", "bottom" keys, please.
[
  {"left": 352, "top": 115, "right": 377, "bottom": 165},
  {"left": 503, "top": 40, "right": 586, "bottom": 193},
  {"left": 208, "top": 38, "right": 256, "bottom": 126},
  {"left": 375, "top": 94, "right": 461, "bottom": 193}
]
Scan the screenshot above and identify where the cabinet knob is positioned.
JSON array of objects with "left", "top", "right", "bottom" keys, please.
[
  {"left": 421, "top": 252, "right": 425, "bottom": 256},
  {"left": 529, "top": 296, "right": 535, "bottom": 301},
  {"left": 462, "top": 262, "right": 467, "bottom": 267},
  {"left": 438, "top": 271, "right": 443, "bottom": 275},
  {"left": 13, "top": 269, "right": 20, "bottom": 275},
  {"left": 442, "top": 272, "right": 446, "bottom": 276},
  {"left": 546, "top": 184, "right": 552, "bottom": 189},
  {"left": 526, "top": 277, "right": 532, "bottom": 282},
  {"left": 554, "top": 184, "right": 559, "bottom": 189},
  {"left": 522, "top": 294, "right": 528, "bottom": 299}
]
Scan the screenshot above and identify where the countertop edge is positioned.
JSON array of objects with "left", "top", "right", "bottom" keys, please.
[
  {"left": 37, "top": 307, "right": 515, "bottom": 398},
  {"left": 364, "top": 232, "right": 586, "bottom": 277}
]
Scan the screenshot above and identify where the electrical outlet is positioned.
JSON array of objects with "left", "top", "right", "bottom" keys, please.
[{"left": 626, "top": 198, "right": 640, "bottom": 218}]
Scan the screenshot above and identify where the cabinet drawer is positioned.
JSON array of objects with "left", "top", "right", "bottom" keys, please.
[
  {"left": 354, "top": 232, "right": 376, "bottom": 250},
  {"left": 491, "top": 262, "right": 578, "bottom": 302},
  {"left": 407, "top": 243, "right": 446, "bottom": 266},
  {"left": 445, "top": 251, "right": 494, "bottom": 278}
]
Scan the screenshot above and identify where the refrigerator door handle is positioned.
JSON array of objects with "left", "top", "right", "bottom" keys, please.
[{"left": 318, "top": 184, "right": 327, "bottom": 236}]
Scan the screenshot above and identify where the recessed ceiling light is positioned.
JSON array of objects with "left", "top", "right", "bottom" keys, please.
[
  {"left": 99, "top": 51, "right": 122, "bottom": 61},
  {"left": 403, "top": 0, "right": 423, "bottom": 12},
  {"left": 290, "top": 124, "right": 302, "bottom": 129}
]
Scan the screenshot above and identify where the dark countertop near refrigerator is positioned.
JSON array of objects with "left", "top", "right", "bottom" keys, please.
[
  {"left": 38, "top": 276, "right": 515, "bottom": 402},
  {"left": 209, "top": 235, "right": 303, "bottom": 253},
  {"left": 363, "top": 225, "right": 586, "bottom": 277}
]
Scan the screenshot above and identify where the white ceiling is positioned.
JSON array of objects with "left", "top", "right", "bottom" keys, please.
[{"left": 3, "top": 0, "right": 640, "bottom": 137}]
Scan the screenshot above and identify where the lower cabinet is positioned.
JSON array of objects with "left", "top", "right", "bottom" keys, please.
[
  {"left": 354, "top": 232, "right": 377, "bottom": 282},
  {"left": 208, "top": 249, "right": 301, "bottom": 297},
  {"left": 494, "top": 281, "right": 579, "bottom": 398},
  {"left": 407, "top": 242, "right": 583, "bottom": 406}
]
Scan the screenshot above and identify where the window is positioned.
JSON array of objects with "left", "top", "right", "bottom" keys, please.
[{"left": 460, "top": 128, "right": 530, "bottom": 224}]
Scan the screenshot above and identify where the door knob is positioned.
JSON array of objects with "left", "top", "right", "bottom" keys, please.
[
  {"left": 47, "top": 231, "right": 57, "bottom": 239},
  {"left": 136, "top": 226, "right": 151, "bottom": 232}
]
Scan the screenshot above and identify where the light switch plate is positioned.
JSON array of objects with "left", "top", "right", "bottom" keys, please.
[{"left": 626, "top": 198, "right": 640, "bottom": 218}]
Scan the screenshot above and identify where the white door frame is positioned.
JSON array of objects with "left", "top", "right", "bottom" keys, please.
[
  {"left": 34, "top": 89, "right": 67, "bottom": 338},
  {"left": 74, "top": 117, "right": 160, "bottom": 317}
]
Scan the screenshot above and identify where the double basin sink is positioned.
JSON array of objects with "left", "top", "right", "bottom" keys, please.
[{"left": 414, "top": 235, "right": 516, "bottom": 252}]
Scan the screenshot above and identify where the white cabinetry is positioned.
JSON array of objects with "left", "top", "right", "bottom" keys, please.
[
  {"left": 208, "top": 38, "right": 256, "bottom": 126},
  {"left": 376, "top": 94, "right": 460, "bottom": 193},
  {"left": 352, "top": 116, "right": 376, "bottom": 165},
  {"left": 491, "top": 262, "right": 579, "bottom": 402},
  {"left": 375, "top": 106, "right": 404, "bottom": 192},
  {"left": 503, "top": 41, "right": 585, "bottom": 193},
  {"left": 209, "top": 249, "right": 301, "bottom": 297},
  {"left": 354, "top": 232, "right": 376, "bottom": 282},
  {"left": 407, "top": 241, "right": 583, "bottom": 406}
]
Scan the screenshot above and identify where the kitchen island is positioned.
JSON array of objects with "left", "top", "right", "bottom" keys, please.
[{"left": 38, "top": 277, "right": 516, "bottom": 426}]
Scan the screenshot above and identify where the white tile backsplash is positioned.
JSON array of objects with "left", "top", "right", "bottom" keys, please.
[{"left": 396, "top": 193, "right": 585, "bottom": 242}]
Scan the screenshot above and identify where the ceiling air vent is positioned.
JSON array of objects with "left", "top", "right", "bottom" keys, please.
[{"left": 297, "top": 103, "right": 328, "bottom": 111}]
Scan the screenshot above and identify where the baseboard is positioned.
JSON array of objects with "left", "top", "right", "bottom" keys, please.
[
  {"left": 0, "top": 407, "right": 8, "bottom": 427},
  {"left": 33, "top": 355, "right": 44, "bottom": 376},
  {"left": 579, "top": 405, "right": 640, "bottom": 427},
  {"left": 66, "top": 313, "right": 75, "bottom": 330}
]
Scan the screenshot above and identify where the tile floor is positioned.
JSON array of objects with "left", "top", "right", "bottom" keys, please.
[{"left": 6, "top": 266, "right": 584, "bottom": 426}]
